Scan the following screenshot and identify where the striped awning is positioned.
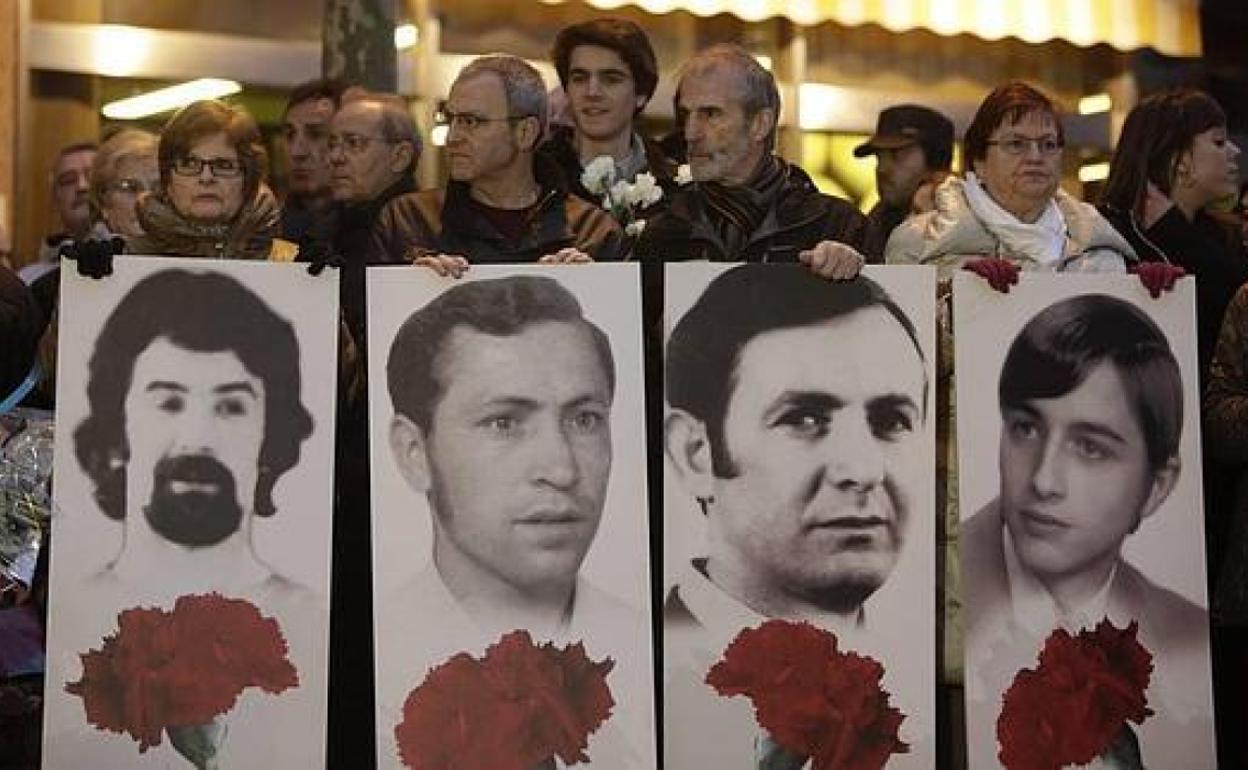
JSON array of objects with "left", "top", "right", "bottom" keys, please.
[{"left": 542, "top": 0, "right": 1202, "bottom": 57}]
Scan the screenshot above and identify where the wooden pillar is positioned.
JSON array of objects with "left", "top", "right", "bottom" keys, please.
[
  {"left": 0, "top": 0, "right": 20, "bottom": 267},
  {"left": 324, "top": 0, "right": 398, "bottom": 91},
  {"left": 404, "top": 0, "right": 441, "bottom": 189},
  {"left": 14, "top": 0, "right": 100, "bottom": 267},
  {"left": 773, "top": 19, "right": 806, "bottom": 166}
]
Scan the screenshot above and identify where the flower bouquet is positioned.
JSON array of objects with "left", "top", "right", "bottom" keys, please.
[
  {"left": 581, "top": 155, "right": 664, "bottom": 236},
  {"left": 394, "top": 629, "right": 615, "bottom": 770},
  {"left": 997, "top": 618, "right": 1153, "bottom": 770},
  {"left": 65, "top": 593, "right": 299, "bottom": 769},
  {"left": 706, "top": 619, "right": 909, "bottom": 770}
]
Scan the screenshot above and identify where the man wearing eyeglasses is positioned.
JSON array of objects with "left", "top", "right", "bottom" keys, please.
[{"left": 373, "top": 55, "right": 624, "bottom": 275}]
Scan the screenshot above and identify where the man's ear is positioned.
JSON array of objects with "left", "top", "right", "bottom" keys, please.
[
  {"left": 389, "top": 141, "right": 415, "bottom": 175},
  {"left": 515, "top": 115, "right": 542, "bottom": 153},
  {"left": 389, "top": 414, "right": 432, "bottom": 493},
  {"left": 1137, "top": 454, "right": 1181, "bottom": 528},
  {"left": 664, "top": 409, "right": 715, "bottom": 503},
  {"left": 748, "top": 108, "right": 775, "bottom": 145}
]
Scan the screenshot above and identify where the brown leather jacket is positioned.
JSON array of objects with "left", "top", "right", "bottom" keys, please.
[{"left": 372, "top": 157, "right": 624, "bottom": 264}]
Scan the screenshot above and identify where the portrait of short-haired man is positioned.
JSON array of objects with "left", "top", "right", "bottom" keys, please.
[
  {"left": 662, "top": 263, "right": 936, "bottom": 770},
  {"left": 954, "top": 279, "right": 1216, "bottom": 770},
  {"left": 42, "top": 259, "right": 337, "bottom": 769},
  {"left": 368, "top": 265, "right": 654, "bottom": 769}
]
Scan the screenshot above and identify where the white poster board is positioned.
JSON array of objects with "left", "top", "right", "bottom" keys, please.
[
  {"left": 955, "top": 272, "right": 1215, "bottom": 770},
  {"left": 663, "top": 263, "right": 937, "bottom": 770},
  {"left": 367, "top": 263, "right": 655, "bottom": 770},
  {"left": 42, "top": 257, "right": 338, "bottom": 769}
]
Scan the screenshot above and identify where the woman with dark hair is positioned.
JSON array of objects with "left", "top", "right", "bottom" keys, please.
[
  {"left": 1100, "top": 89, "right": 1245, "bottom": 380},
  {"left": 127, "top": 99, "right": 296, "bottom": 261}
]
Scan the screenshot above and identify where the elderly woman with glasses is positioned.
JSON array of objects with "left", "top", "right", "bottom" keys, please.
[
  {"left": 128, "top": 99, "right": 296, "bottom": 261},
  {"left": 886, "top": 81, "right": 1135, "bottom": 275},
  {"left": 89, "top": 128, "right": 159, "bottom": 238},
  {"left": 883, "top": 82, "right": 1146, "bottom": 770}
]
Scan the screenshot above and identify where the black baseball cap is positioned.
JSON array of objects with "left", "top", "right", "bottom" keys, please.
[{"left": 854, "top": 104, "right": 955, "bottom": 169}]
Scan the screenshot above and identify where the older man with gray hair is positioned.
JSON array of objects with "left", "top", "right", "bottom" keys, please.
[
  {"left": 633, "top": 44, "right": 866, "bottom": 277},
  {"left": 374, "top": 54, "right": 624, "bottom": 274}
]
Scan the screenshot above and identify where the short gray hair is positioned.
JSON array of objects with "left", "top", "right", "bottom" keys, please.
[
  {"left": 680, "top": 44, "right": 781, "bottom": 148},
  {"left": 455, "top": 55, "right": 548, "bottom": 144},
  {"left": 345, "top": 90, "right": 423, "bottom": 162}
]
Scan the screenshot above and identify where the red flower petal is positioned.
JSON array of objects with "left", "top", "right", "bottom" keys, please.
[{"left": 705, "top": 620, "right": 909, "bottom": 770}]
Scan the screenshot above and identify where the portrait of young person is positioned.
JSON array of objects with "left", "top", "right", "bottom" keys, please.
[
  {"left": 662, "top": 262, "right": 936, "bottom": 769},
  {"left": 365, "top": 262, "right": 655, "bottom": 769},
  {"left": 41, "top": 257, "right": 340, "bottom": 769},
  {"left": 953, "top": 272, "right": 1216, "bottom": 770}
]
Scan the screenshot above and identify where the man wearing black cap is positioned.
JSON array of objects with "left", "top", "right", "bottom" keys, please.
[{"left": 855, "top": 104, "right": 955, "bottom": 259}]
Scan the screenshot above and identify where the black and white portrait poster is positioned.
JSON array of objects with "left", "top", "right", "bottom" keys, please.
[
  {"left": 663, "top": 263, "right": 936, "bottom": 770},
  {"left": 42, "top": 257, "right": 338, "bottom": 769},
  {"left": 954, "top": 273, "right": 1215, "bottom": 770},
  {"left": 366, "top": 263, "right": 655, "bottom": 770}
]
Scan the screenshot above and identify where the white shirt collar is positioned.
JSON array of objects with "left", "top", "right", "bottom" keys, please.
[{"left": 1002, "top": 524, "right": 1117, "bottom": 637}]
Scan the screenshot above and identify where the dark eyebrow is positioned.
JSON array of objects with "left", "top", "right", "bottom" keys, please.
[
  {"left": 562, "top": 394, "right": 612, "bottom": 411},
  {"left": 763, "top": 391, "right": 845, "bottom": 421},
  {"left": 214, "top": 382, "right": 259, "bottom": 399},
  {"left": 1067, "top": 421, "right": 1129, "bottom": 446},
  {"left": 1005, "top": 403, "right": 1129, "bottom": 446},
  {"left": 868, "top": 393, "right": 921, "bottom": 415},
  {"left": 480, "top": 396, "right": 541, "bottom": 411},
  {"left": 145, "top": 381, "right": 187, "bottom": 394}
]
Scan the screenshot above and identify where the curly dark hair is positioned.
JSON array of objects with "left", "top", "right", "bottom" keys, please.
[{"left": 73, "top": 268, "right": 313, "bottom": 520}]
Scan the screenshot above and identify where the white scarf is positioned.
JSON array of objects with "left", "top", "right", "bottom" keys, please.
[{"left": 963, "top": 171, "right": 1067, "bottom": 265}]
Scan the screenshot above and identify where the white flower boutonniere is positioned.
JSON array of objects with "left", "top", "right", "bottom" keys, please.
[{"left": 675, "top": 163, "right": 693, "bottom": 186}]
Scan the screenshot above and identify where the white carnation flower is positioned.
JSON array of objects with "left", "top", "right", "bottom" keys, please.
[
  {"left": 675, "top": 163, "right": 693, "bottom": 186},
  {"left": 581, "top": 155, "right": 616, "bottom": 195},
  {"left": 625, "top": 219, "right": 647, "bottom": 237},
  {"left": 609, "top": 179, "right": 634, "bottom": 209},
  {"left": 631, "top": 172, "right": 663, "bottom": 207}
]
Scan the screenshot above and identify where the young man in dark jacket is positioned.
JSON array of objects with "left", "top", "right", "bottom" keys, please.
[{"left": 539, "top": 18, "right": 676, "bottom": 207}]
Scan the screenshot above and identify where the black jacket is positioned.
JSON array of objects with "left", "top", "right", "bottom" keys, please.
[
  {"left": 632, "top": 159, "right": 866, "bottom": 263},
  {"left": 537, "top": 125, "right": 678, "bottom": 207},
  {"left": 1100, "top": 204, "right": 1248, "bottom": 380}
]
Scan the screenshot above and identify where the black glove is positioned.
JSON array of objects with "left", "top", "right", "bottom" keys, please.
[
  {"left": 301, "top": 241, "right": 345, "bottom": 276},
  {"left": 60, "top": 236, "right": 124, "bottom": 279}
]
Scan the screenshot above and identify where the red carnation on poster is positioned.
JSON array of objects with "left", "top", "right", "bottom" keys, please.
[
  {"left": 997, "top": 618, "right": 1154, "bottom": 770},
  {"left": 65, "top": 593, "right": 299, "bottom": 762},
  {"left": 705, "top": 619, "right": 909, "bottom": 770},
  {"left": 394, "top": 629, "right": 615, "bottom": 770}
]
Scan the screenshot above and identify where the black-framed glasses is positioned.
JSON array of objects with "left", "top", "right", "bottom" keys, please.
[
  {"left": 172, "top": 155, "right": 243, "bottom": 178},
  {"left": 434, "top": 109, "right": 532, "bottom": 132},
  {"left": 986, "top": 135, "right": 1064, "bottom": 157},
  {"left": 327, "top": 132, "right": 392, "bottom": 154}
]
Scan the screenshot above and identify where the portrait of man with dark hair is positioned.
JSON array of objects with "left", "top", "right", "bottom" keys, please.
[
  {"left": 42, "top": 259, "right": 338, "bottom": 769},
  {"left": 954, "top": 277, "right": 1216, "bottom": 770},
  {"left": 662, "top": 263, "right": 936, "bottom": 769},
  {"left": 368, "top": 265, "right": 654, "bottom": 769}
]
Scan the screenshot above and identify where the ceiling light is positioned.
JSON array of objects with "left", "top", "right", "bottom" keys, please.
[
  {"left": 102, "top": 79, "right": 243, "bottom": 120},
  {"left": 1078, "top": 93, "right": 1113, "bottom": 115}
]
